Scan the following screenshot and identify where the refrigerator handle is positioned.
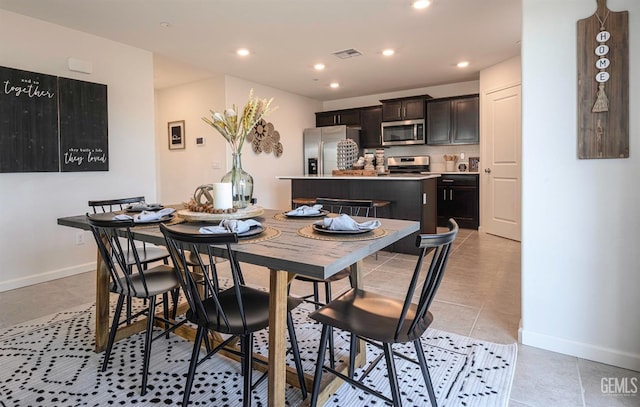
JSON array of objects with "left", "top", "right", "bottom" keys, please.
[{"left": 318, "top": 141, "right": 324, "bottom": 174}]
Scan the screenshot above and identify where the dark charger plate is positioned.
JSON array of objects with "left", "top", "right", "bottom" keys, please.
[
  {"left": 312, "top": 223, "right": 371, "bottom": 235},
  {"left": 284, "top": 209, "right": 329, "bottom": 218}
]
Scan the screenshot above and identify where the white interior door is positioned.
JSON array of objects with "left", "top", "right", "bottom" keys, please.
[{"left": 482, "top": 84, "right": 521, "bottom": 241}]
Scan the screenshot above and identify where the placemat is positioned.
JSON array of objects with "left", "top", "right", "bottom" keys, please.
[
  {"left": 296, "top": 225, "right": 387, "bottom": 242},
  {"left": 237, "top": 226, "right": 281, "bottom": 244}
]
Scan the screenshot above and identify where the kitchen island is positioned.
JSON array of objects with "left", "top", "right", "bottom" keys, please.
[{"left": 277, "top": 174, "right": 439, "bottom": 255}]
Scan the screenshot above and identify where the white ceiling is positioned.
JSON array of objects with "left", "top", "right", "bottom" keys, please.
[{"left": 0, "top": 0, "right": 521, "bottom": 101}]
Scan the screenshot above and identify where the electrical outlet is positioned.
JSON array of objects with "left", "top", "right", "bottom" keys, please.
[
  {"left": 75, "top": 231, "right": 85, "bottom": 245},
  {"left": 211, "top": 161, "right": 221, "bottom": 169}
]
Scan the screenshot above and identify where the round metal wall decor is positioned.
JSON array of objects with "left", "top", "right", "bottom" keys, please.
[{"left": 248, "top": 119, "right": 283, "bottom": 157}]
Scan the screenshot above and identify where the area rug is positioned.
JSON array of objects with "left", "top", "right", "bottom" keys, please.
[{"left": 0, "top": 300, "right": 517, "bottom": 406}]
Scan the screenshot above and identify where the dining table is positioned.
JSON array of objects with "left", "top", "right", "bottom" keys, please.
[{"left": 57, "top": 206, "right": 420, "bottom": 406}]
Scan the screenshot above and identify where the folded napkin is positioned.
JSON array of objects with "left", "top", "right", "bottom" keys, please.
[
  {"left": 113, "top": 207, "right": 175, "bottom": 222},
  {"left": 199, "top": 219, "right": 261, "bottom": 235},
  {"left": 286, "top": 204, "right": 323, "bottom": 216},
  {"left": 322, "top": 213, "right": 381, "bottom": 231}
]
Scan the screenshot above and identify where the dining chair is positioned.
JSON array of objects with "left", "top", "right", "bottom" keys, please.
[
  {"left": 309, "top": 219, "right": 459, "bottom": 407},
  {"left": 89, "top": 196, "right": 174, "bottom": 321},
  {"left": 88, "top": 196, "right": 171, "bottom": 266},
  {"left": 160, "top": 223, "right": 308, "bottom": 407},
  {"left": 291, "top": 197, "right": 376, "bottom": 369},
  {"left": 87, "top": 214, "right": 185, "bottom": 396}
]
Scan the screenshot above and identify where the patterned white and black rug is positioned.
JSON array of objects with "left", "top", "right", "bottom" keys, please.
[{"left": 0, "top": 300, "right": 517, "bottom": 406}]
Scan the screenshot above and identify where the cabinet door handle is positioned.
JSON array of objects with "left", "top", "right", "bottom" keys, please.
[
  {"left": 450, "top": 190, "right": 453, "bottom": 200},
  {"left": 338, "top": 114, "right": 341, "bottom": 124},
  {"left": 443, "top": 189, "right": 447, "bottom": 201},
  {"left": 442, "top": 179, "right": 454, "bottom": 183}
]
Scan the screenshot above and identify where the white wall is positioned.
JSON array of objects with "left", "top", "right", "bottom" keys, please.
[
  {"left": 322, "top": 80, "right": 480, "bottom": 110},
  {"left": 155, "top": 76, "right": 227, "bottom": 205},
  {"left": 521, "top": 0, "right": 639, "bottom": 370},
  {"left": 0, "top": 10, "right": 157, "bottom": 292},
  {"left": 155, "top": 76, "right": 320, "bottom": 210}
]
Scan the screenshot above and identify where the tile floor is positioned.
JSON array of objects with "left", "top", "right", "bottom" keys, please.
[{"left": 1, "top": 228, "right": 638, "bottom": 406}]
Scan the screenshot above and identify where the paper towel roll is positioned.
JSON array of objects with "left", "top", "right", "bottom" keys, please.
[{"left": 212, "top": 182, "right": 233, "bottom": 209}]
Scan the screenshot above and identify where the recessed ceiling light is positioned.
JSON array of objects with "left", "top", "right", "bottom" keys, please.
[
  {"left": 457, "top": 61, "right": 470, "bottom": 68},
  {"left": 412, "top": 0, "right": 431, "bottom": 9},
  {"left": 159, "top": 21, "right": 171, "bottom": 28},
  {"left": 382, "top": 49, "right": 395, "bottom": 57},
  {"left": 329, "top": 82, "right": 340, "bottom": 89},
  {"left": 237, "top": 48, "right": 250, "bottom": 57},
  {"left": 314, "top": 63, "right": 325, "bottom": 71}
]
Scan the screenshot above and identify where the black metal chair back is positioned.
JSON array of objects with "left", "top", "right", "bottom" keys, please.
[
  {"left": 87, "top": 215, "right": 152, "bottom": 297},
  {"left": 315, "top": 198, "right": 375, "bottom": 217},
  {"left": 160, "top": 224, "right": 249, "bottom": 334},
  {"left": 88, "top": 196, "right": 147, "bottom": 213},
  {"left": 394, "top": 219, "right": 459, "bottom": 340}
]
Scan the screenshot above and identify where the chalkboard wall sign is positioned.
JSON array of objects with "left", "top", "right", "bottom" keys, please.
[
  {"left": 0, "top": 65, "right": 109, "bottom": 173},
  {"left": 0, "top": 66, "right": 60, "bottom": 172},
  {"left": 59, "top": 77, "right": 108, "bottom": 172}
]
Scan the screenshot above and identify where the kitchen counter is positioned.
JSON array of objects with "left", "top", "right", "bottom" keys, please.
[
  {"left": 278, "top": 174, "right": 438, "bottom": 255},
  {"left": 277, "top": 173, "right": 440, "bottom": 180}
]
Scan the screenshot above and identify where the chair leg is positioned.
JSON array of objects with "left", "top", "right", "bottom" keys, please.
[
  {"left": 312, "top": 282, "right": 320, "bottom": 310},
  {"left": 140, "top": 296, "right": 157, "bottom": 396},
  {"left": 102, "top": 294, "right": 125, "bottom": 372},
  {"left": 325, "top": 282, "right": 335, "bottom": 369},
  {"left": 348, "top": 333, "right": 357, "bottom": 379},
  {"left": 242, "top": 333, "right": 254, "bottom": 407},
  {"left": 414, "top": 339, "right": 437, "bottom": 407},
  {"left": 182, "top": 326, "right": 205, "bottom": 407},
  {"left": 171, "top": 288, "right": 180, "bottom": 319},
  {"left": 310, "top": 324, "right": 331, "bottom": 407},
  {"left": 383, "top": 343, "right": 402, "bottom": 407},
  {"left": 162, "top": 292, "right": 170, "bottom": 339},
  {"left": 287, "top": 312, "right": 307, "bottom": 399}
]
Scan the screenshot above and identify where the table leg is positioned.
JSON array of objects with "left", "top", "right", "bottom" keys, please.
[
  {"left": 95, "top": 249, "right": 109, "bottom": 352},
  {"left": 351, "top": 259, "right": 367, "bottom": 367},
  {"left": 268, "top": 268, "right": 288, "bottom": 407}
]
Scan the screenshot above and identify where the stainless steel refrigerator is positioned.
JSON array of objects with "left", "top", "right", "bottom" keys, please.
[{"left": 303, "top": 125, "right": 360, "bottom": 175}]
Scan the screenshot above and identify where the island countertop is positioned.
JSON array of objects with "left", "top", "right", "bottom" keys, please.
[{"left": 277, "top": 173, "right": 441, "bottom": 180}]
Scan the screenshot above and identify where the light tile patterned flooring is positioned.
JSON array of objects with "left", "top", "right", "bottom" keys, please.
[{"left": 1, "top": 228, "right": 638, "bottom": 406}]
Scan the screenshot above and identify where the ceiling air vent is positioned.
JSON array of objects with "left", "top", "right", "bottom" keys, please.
[{"left": 332, "top": 48, "right": 363, "bottom": 59}]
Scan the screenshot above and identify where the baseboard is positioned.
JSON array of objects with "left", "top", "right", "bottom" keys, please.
[
  {"left": 0, "top": 262, "right": 96, "bottom": 293},
  {"left": 521, "top": 329, "right": 640, "bottom": 372}
]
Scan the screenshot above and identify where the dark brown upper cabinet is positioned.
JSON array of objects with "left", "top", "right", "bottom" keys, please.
[
  {"left": 426, "top": 94, "right": 479, "bottom": 145},
  {"left": 380, "top": 95, "right": 430, "bottom": 122},
  {"left": 315, "top": 108, "right": 361, "bottom": 127},
  {"left": 359, "top": 105, "right": 383, "bottom": 148}
]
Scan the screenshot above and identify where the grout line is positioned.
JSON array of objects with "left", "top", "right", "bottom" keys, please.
[{"left": 576, "top": 358, "right": 587, "bottom": 407}]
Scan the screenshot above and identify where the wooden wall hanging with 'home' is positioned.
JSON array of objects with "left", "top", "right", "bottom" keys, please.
[
  {"left": 577, "top": 0, "right": 628, "bottom": 159},
  {"left": 0, "top": 65, "right": 108, "bottom": 172}
]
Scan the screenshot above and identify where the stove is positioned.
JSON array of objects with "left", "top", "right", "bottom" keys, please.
[{"left": 387, "top": 155, "right": 430, "bottom": 174}]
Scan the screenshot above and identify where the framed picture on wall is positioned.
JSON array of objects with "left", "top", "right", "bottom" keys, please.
[{"left": 168, "top": 120, "right": 185, "bottom": 150}]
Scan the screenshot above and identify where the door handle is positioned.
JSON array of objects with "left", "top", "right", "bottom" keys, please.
[{"left": 484, "top": 168, "right": 492, "bottom": 173}]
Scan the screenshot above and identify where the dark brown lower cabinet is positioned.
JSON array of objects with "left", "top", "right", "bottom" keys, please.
[
  {"left": 290, "top": 177, "right": 437, "bottom": 255},
  {"left": 437, "top": 174, "right": 479, "bottom": 229}
]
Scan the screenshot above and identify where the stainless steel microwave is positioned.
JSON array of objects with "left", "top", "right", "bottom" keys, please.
[{"left": 381, "top": 119, "right": 425, "bottom": 146}]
